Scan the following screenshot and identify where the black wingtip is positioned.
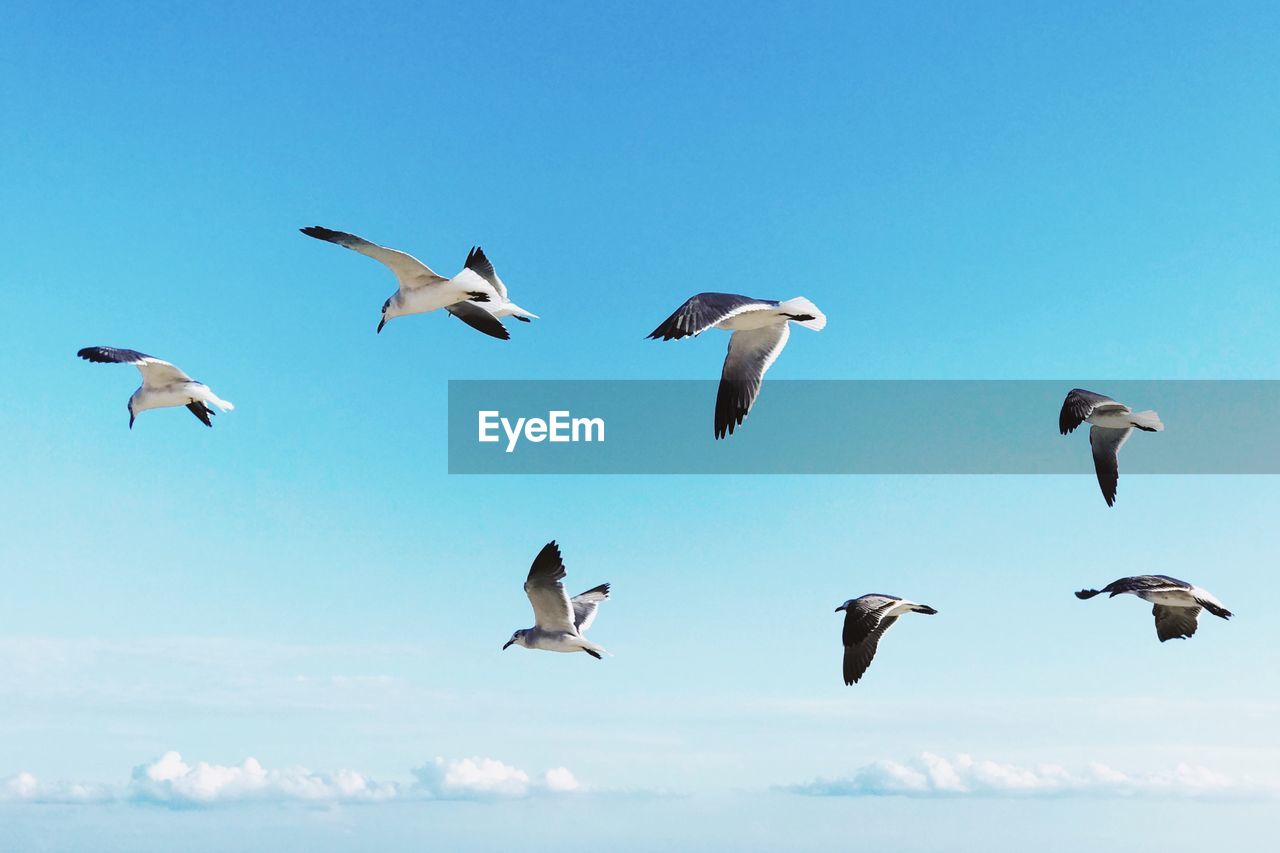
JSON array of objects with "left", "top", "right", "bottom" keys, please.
[
  {"left": 1075, "top": 589, "right": 1100, "bottom": 600},
  {"left": 584, "top": 649, "right": 603, "bottom": 660}
]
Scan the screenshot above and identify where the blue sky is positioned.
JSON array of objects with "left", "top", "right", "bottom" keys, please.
[{"left": 2, "top": 1, "right": 1278, "bottom": 850}]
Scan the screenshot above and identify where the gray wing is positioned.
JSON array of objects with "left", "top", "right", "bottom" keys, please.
[
  {"left": 445, "top": 302, "right": 511, "bottom": 340},
  {"left": 1089, "top": 425, "right": 1132, "bottom": 507},
  {"left": 300, "top": 226, "right": 447, "bottom": 291},
  {"left": 1060, "top": 388, "right": 1128, "bottom": 434},
  {"left": 461, "top": 246, "right": 507, "bottom": 301},
  {"left": 714, "top": 323, "right": 790, "bottom": 439},
  {"left": 571, "top": 583, "right": 610, "bottom": 633},
  {"left": 647, "top": 293, "right": 779, "bottom": 340},
  {"left": 1109, "top": 575, "right": 1192, "bottom": 595},
  {"left": 843, "top": 614, "right": 900, "bottom": 685},
  {"left": 1153, "top": 604, "right": 1200, "bottom": 642},
  {"left": 841, "top": 596, "right": 901, "bottom": 647},
  {"left": 77, "top": 346, "right": 192, "bottom": 387},
  {"left": 523, "top": 541, "right": 577, "bottom": 633}
]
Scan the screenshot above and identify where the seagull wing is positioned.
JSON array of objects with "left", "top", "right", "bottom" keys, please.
[
  {"left": 1089, "top": 426, "right": 1131, "bottom": 507},
  {"left": 523, "top": 541, "right": 577, "bottom": 633},
  {"left": 843, "top": 612, "right": 900, "bottom": 686},
  {"left": 1103, "top": 575, "right": 1192, "bottom": 596},
  {"left": 841, "top": 596, "right": 900, "bottom": 646},
  {"left": 300, "top": 226, "right": 448, "bottom": 291},
  {"left": 445, "top": 302, "right": 511, "bottom": 340},
  {"left": 458, "top": 246, "right": 507, "bottom": 301},
  {"left": 571, "top": 583, "right": 610, "bottom": 633},
  {"left": 77, "top": 347, "right": 193, "bottom": 388},
  {"left": 1153, "top": 604, "right": 1200, "bottom": 642},
  {"left": 715, "top": 323, "right": 790, "bottom": 439},
  {"left": 647, "top": 293, "right": 779, "bottom": 340},
  {"left": 1059, "top": 389, "right": 1129, "bottom": 434}
]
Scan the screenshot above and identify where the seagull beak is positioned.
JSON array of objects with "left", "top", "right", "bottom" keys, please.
[
  {"left": 834, "top": 603, "right": 847, "bottom": 612},
  {"left": 376, "top": 317, "right": 386, "bottom": 334},
  {"left": 502, "top": 640, "right": 514, "bottom": 650},
  {"left": 129, "top": 413, "right": 135, "bottom": 429}
]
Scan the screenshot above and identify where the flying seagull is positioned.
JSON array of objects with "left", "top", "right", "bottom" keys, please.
[
  {"left": 503, "top": 541, "right": 610, "bottom": 659},
  {"left": 1058, "top": 388, "right": 1164, "bottom": 506},
  {"left": 300, "top": 226, "right": 537, "bottom": 338},
  {"left": 77, "top": 347, "right": 234, "bottom": 429},
  {"left": 648, "top": 293, "right": 826, "bottom": 438},
  {"left": 1075, "top": 575, "right": 1232, "bottom": 642},
  {"left": 834, "top": 594, "right": 937, "bottom": 685}
]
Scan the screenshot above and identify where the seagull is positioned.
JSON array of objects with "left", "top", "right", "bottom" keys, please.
[
  {"left": 1058, "top": 388, "right": 1164, "bottom": 506},
  {"left": 834, "top": 594, "right": 937, "bottom": 685},
  {"left": 300, "top": 226, "right": 537, "bottom": 338},
  {"left": 1075, "top": 575, "right": 1232, "bottom": 642},
  {"left": 503, "top": 541, "right": 610, "bottom": 659},
  {"left": 76, "top": 347, "right": 235, "bottom": 429},
  {"left": 648, "top": 293, "right": 826, "bottom": 439}
]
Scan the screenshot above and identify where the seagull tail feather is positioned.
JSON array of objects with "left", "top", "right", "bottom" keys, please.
[
  {"left": 1130, "top": 410, "right": 1163, "bottom": 432},
  {"left": 778, "top": 297, "right": 826, "bottom": 331}
]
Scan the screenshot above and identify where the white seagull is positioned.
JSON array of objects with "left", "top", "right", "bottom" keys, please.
[
  {"left": 1075, "top": 575, "right": 1232, "bottom": 642},
  {"left": 503, "top": 541, "right": 610, "bottom": 659},
  {"left": 300, "top": 226, "right": 537, "bottom": 338},
  {"left": 648, "top": 292, "right": 826, "bottom": 439},
  {"left": 835, "top": 594, "right": 937, "bottom": 685},
  {"left": 77, "top": 347, "right": 235, "bottom": 429},
  {"left": 1059, "top": 388, "right": 1164, "bottom": 506}
]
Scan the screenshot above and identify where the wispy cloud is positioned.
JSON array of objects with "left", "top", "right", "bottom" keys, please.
[
  {"left": 1, "top": 752, "right": 581, "bottom": 807},
  {"left": 782, "top": 752, "right": 1276, "bottom": 801}
]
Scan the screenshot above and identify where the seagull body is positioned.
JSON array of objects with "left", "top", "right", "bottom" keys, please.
[
  {"left": 648, "top": 292, "right": 826, "bottom": 439},
  {"left": 1058, "top": 388, "right": 1164, "bottom": 506},
  {"left": 504, "top": 541, "right": 610, "bottom": 659},
  {"left": 1075, "top": 575, "right": 1232, "bottom": 642},
  {"left": 300, "top": 227, "right": 536, "bottom": 338},
  {"left": 77, "top": 347, "right": 234, "bottom": 429},
  {"left": 835, "top": 594, "right": 937, "bottom": 685}
]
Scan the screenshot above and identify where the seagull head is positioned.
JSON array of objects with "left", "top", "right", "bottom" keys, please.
[
  {"left": 377, "top": 296, "right": 401, "bottom": 334},
  {"left": 502, "top": 630, "right": 528, "bottom": 651},
  {"left": 834, "top": 600, "right": 853, "bottom": 613}
]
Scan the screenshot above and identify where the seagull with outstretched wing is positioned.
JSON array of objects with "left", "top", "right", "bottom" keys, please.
[
  {"left": 503, "top": 541, "right": 610, "bottom": 659},
  {"left": 1058, "top": 388, "right": 1163, "bottom": 506},
  {"left": 299, "top": 227, "right": 536, "bottom": 338},
  {"left": 77, "top": 347, "right": 234, "bottom": 429},
  {"left": 834, "top": 594, "right": 937, "bottom": 685},
  {"left": 648, "top": 292, "right": 826, "bottom": 439},
  {"left": 1075, "top": 575, "right": 1232, "bottom": 642}
]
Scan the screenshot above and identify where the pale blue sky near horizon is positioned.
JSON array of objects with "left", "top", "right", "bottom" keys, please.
[{"left": 1, "top": 1, "right": 1278, "bottom": 850}]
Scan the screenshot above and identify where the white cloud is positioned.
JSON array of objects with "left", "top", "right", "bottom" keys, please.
[
  {"left": 410, "top": 757, "right": 582, "bottom": 799},
  {"left": 783, "top": 752, "right": 1274, "bottom": 800},
  {"left": 128, "top": 751, "right": 399, "bottom": 806},
  {"left": 1, "top": 752, "right": 583, "bottom": 808}
]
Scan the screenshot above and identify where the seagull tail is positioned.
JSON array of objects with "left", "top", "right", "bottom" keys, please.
[
  {"left": 505, "top": 302, "right": 539, "bottom": 321},
  {"left": 1130, "top": 410, "right": 1163, "bottom": 432},
  {"left": 205, "top": 393, "right": 235, "bottom": 413},
  {"left": 778, "top": 297, "right": 826, "bottom": 331}
]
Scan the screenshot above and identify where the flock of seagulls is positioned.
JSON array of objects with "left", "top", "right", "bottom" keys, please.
[
  {"left": 495, "top": 543, "right": 1231, "bottom": 684},
  {"left": 75, "top": 227, "right": 1234, "bottom": 685}
]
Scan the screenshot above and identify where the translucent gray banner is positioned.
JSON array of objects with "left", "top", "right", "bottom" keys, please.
[{"left": 447, "top": 380, "right": 1280, "bottom": 475}]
